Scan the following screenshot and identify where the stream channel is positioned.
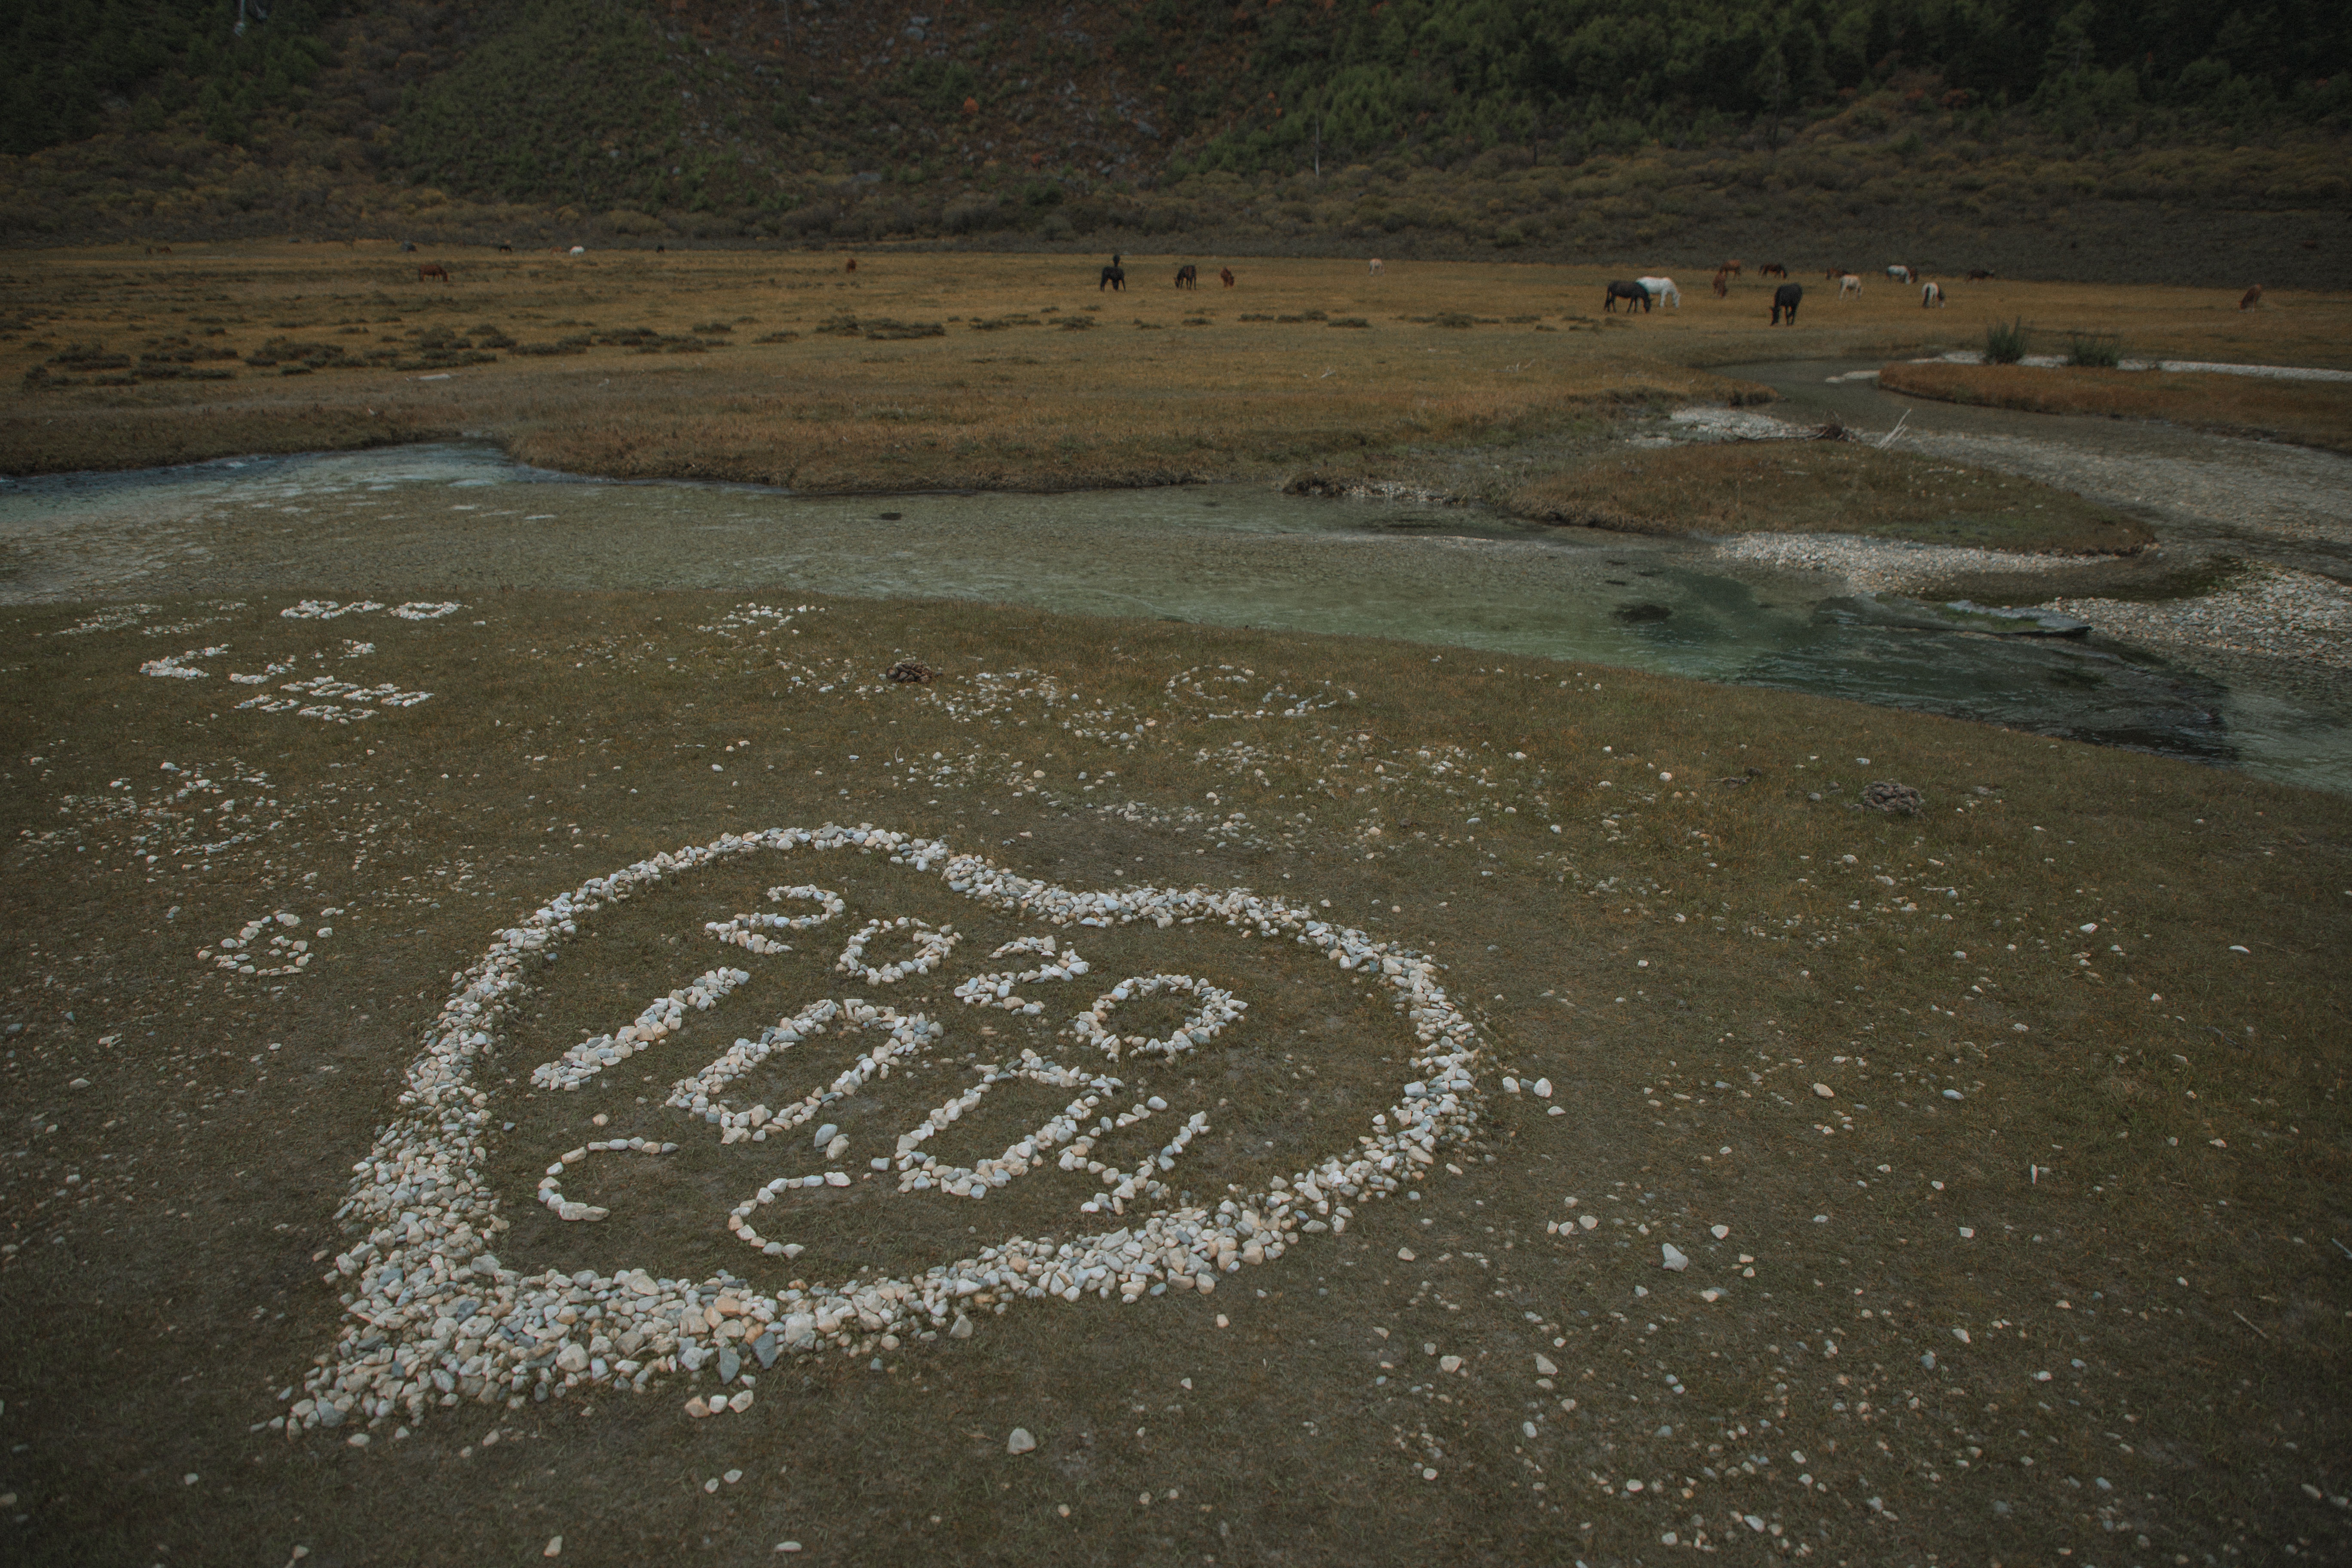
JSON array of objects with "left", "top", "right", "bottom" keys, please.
[{"left": 3, "top": 360, "right": 2346, "bottom": 795}]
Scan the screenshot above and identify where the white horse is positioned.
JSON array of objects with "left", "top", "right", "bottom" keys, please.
[
  {"left": 1920, "top": 281, "right": 1945, "bottom": 308},
  {"left": 1635, "top": 276, "right": 1680, "bottom": 309},
  {"left": 1886, "top": 264, "right": 1913, "bottom": 284},
  {"left": 1838, "top": 273, "right": 1863, "bottom": 299},
  {"left": 1369, "top": 257, "right": 1384, "bottom": 278}
]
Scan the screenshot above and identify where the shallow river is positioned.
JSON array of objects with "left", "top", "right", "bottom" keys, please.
[{"left": 3, "top": 396, "right": 2346, "bottom": 795}]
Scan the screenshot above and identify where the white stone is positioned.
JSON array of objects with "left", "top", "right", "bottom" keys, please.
[
  {"left": 1660, "top": 1244, "right": 1688, "bottom": 1271},
  {"left": 1007, "top": 1427, "right": 1037, "bottom": 1455},
  {"left": 1710, "top": 1225, "right": 1730, "bottom": 1240},
  {"left": 1531, "top": 1078, "right": 1553, "bottom": 1098},
  {"left": 1813, "top": 1083, "right": 1835, "bottom": 1099},
  {"left": 1534, "top": 1354, "right": 1558, "bottom": 1376}
]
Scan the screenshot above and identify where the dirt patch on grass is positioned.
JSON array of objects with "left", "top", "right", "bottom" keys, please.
[
  {"left": 1881, "top": 361, "right": 2352, "bottom": 454},
  {"left": 1506, "top": 441, "right": 2155, "bottom": 554},
  {"left": 4, "top": 588, "right": 2347, "bottom": 1565}
]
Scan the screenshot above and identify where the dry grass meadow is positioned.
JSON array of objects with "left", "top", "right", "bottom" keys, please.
[
  {"left": 1880, "top": 360, "right": 2352, "bottom": 455},
  {"left": 2, "top": 587, "right": 2349, "bottom": 1566},
  {"left": 5, "top": 245, "right": 2351, "bottom": 502}
]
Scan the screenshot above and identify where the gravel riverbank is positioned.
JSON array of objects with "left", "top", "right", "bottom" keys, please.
[{"left": 2040, "top": 564, "right": 2352, "bottom": 671}]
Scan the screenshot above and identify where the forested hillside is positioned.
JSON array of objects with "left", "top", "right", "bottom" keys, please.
[{"left": 2, "top": 0, "right": 2346, "bottom": 286}]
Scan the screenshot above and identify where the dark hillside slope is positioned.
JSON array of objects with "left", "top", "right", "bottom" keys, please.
[{"left": 0, "top": 0, "right": 2345, "bottom": 288}]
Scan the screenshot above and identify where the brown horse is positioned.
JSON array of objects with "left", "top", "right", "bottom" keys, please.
[
  {"left": 1964, "top": 267, "right": 1996, "bottom": 281},
  {"left": 2239, "top": 284, "right": 2263, "bottom": 310},
  {"left": 1712, "top": 268, "right": 1732, "bottom": 298},
  {"left": 1758, "top": 262, "right": 1788, "bottom": 278},
  {"left": 418, "top": 263, "right": 450, "bottom": 284},
  {"left": 1219, "top": 266, "right": 1236, "bottom": 288},
  {"left": 1719, "top": 259, "right": 1744, "bottom": 279},
  {"left": 845, "top": 257, "right": 858, "bottom": 273}
]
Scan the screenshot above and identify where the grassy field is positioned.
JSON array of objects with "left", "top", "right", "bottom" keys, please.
[
  {"left": 1881, "top": 360, "right": 2352, "bottom": 454},
  {"left": 1505, "top": 441, "right": 2157, "bottom": 552},
  {"left": 1, "top": 587, "right": 2346, "bottom": 1565},
  {"left": 5, "top": 247, "right": 2350, "bottom": 508}
]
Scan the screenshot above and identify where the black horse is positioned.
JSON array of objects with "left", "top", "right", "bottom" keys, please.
[
  {"left": 1099, "top": 253, "right": 1126, "bottom": 292},
  {"left": 1770, "top": 282, "right": 1804, "bottom": 325},
  {"left": 1604, "top": 280, "right": 1651, "bottom": 314},
  {"left": 1175, "top": 263, "right": 1198, "bottom": 289}
]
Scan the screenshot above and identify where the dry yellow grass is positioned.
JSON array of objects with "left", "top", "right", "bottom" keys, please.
[
  {"left": 1505, "top": 440, "right": 2156, "bottom": 553},
  {"left": 5, "top": 244, "right": 2349, "bottom": 489},
  {"left": 1879, "top": 360, "right": 2352, "bottom": 453}
]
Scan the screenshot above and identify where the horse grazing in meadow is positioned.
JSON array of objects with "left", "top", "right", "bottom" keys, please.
[
  {"left": 1964, "top": 267, "right": 1995, "bottom": 281},
  {"left": 1758, "top": 262, "right": 1788, "bottom": 278},
  {"left": 1770, "top": 282, "right": 1804, "bottom": 325},
  {"left": 2239, "top": 284, "right": 2263, "bottom": 310},
  {"left": 1719, "top": 259, "right": 1743, "bottom": 279},
  {"left": 1175, "top": 263, "right": 1199, "bottom": 289},
  {"left": 1712, "top": 268, "right": 1732, "bottom": 297},
  {"left": 1369, "top": 257, "right": 1384, "bottom": 277},
  {"left": 1886, "top": 264, "right": 1914, "bottom": 284},
  {"left": 1838, "top": 274, "right": 1863, "bottom": 299},
  {"left": 1099, "top": 254, "right": 1127, "bottom": 291},
  {"left": 1920, "top": 281, "right": 1945, "bottom": 307},
  {"left": 1635, "top": 276, "right": 1680, "bottom": 308},
  {"left": 845, "top": 257, "right": 858, "bottom": 273},
  {"left": 1220, "top": 266, "right": 1236, "bottom": 288},
  {"left": 418, "top": 263, "right": 450, "bottom": 284},
  {"left": 1604, "top": 280, "right": 1651, "bottom": 313}
]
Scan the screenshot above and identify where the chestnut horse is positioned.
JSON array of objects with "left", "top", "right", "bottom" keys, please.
[
  {"left": 1220, "top": 266, "right": 1236, "bottom": 288},
  {"left": 418, "top": 263, "right": 450, "bottom": 284},
  {"left": 2239, "top": 284, "right": 2263, "bottom": 310},
  {"left": 1758, "top": 262, "right": 1788, "bottom": 278}
]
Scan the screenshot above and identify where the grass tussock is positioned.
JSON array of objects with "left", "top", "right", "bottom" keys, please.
[
  {"left": 1984, "top": 315, "right": 2031, "bottom": 364},
  {"left": 1880, "top": 361, "right": 2352, "bottom": 454},
  {"left": 1505, "top": 440, "right": 2155, "bottom": 553}
]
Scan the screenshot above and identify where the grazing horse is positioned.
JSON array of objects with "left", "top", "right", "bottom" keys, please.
[
  {"left": 845, "top": 257, "right": 857, "bottom": 273},
  {"left": 1369, "top": 257, "right": 1384, "bottom": 277},
  {"left": 1964, "top": 267, "right": 1995, "bottom": 281},
  {"left": 1099, "top": 254, "right": 1126, "bottom": 291},
  {"left": 1758, "top": 262, "right": 1788, "bottom": 279},
  {"left": 1175, "top": 263, "right": 1198, "bottom": 289},
  {"left": 418, "top": 263, "right": 450, "bottom": 284},
  {"left": 1920, "top": 281, "right": 1945, "bottom": 308},
  {"left": 1635, "top": 275, "right": 1680, "bottom": 309},
  {"left": 497, "top": 243, "right": 512, "bottom": 253},
  {"left": 1838, "top": 273, "right": 1863, "bottom": 299},
  {"left": 2239, "top": 284, "right": 2263, "bottom": 310},
  {"left": 1712, "top": 268, "right": 1732, "bottom": 298},
  {"left": 1825, "top": 266, "right": 1847, "bottom": 280},
  {"left": 1604, "top": 280, "right": 1651, "bottom": 314},
  {"left": 1886, "top": 264, "right": 1913, "bottom": 284},
  {"left": 1220, "top": 266, "right": 1235, "bottom": 288},
  {"left": 1770, "top": 282, "right": 1804, "bottom": 325},
  {"left": 1720, "top": 259, "right": 1743, "bottom": 279}
]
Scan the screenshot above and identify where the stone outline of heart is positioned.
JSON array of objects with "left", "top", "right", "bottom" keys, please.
[{"left": 298, "top": 823, "right": 1482, "bottom": 1436}]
